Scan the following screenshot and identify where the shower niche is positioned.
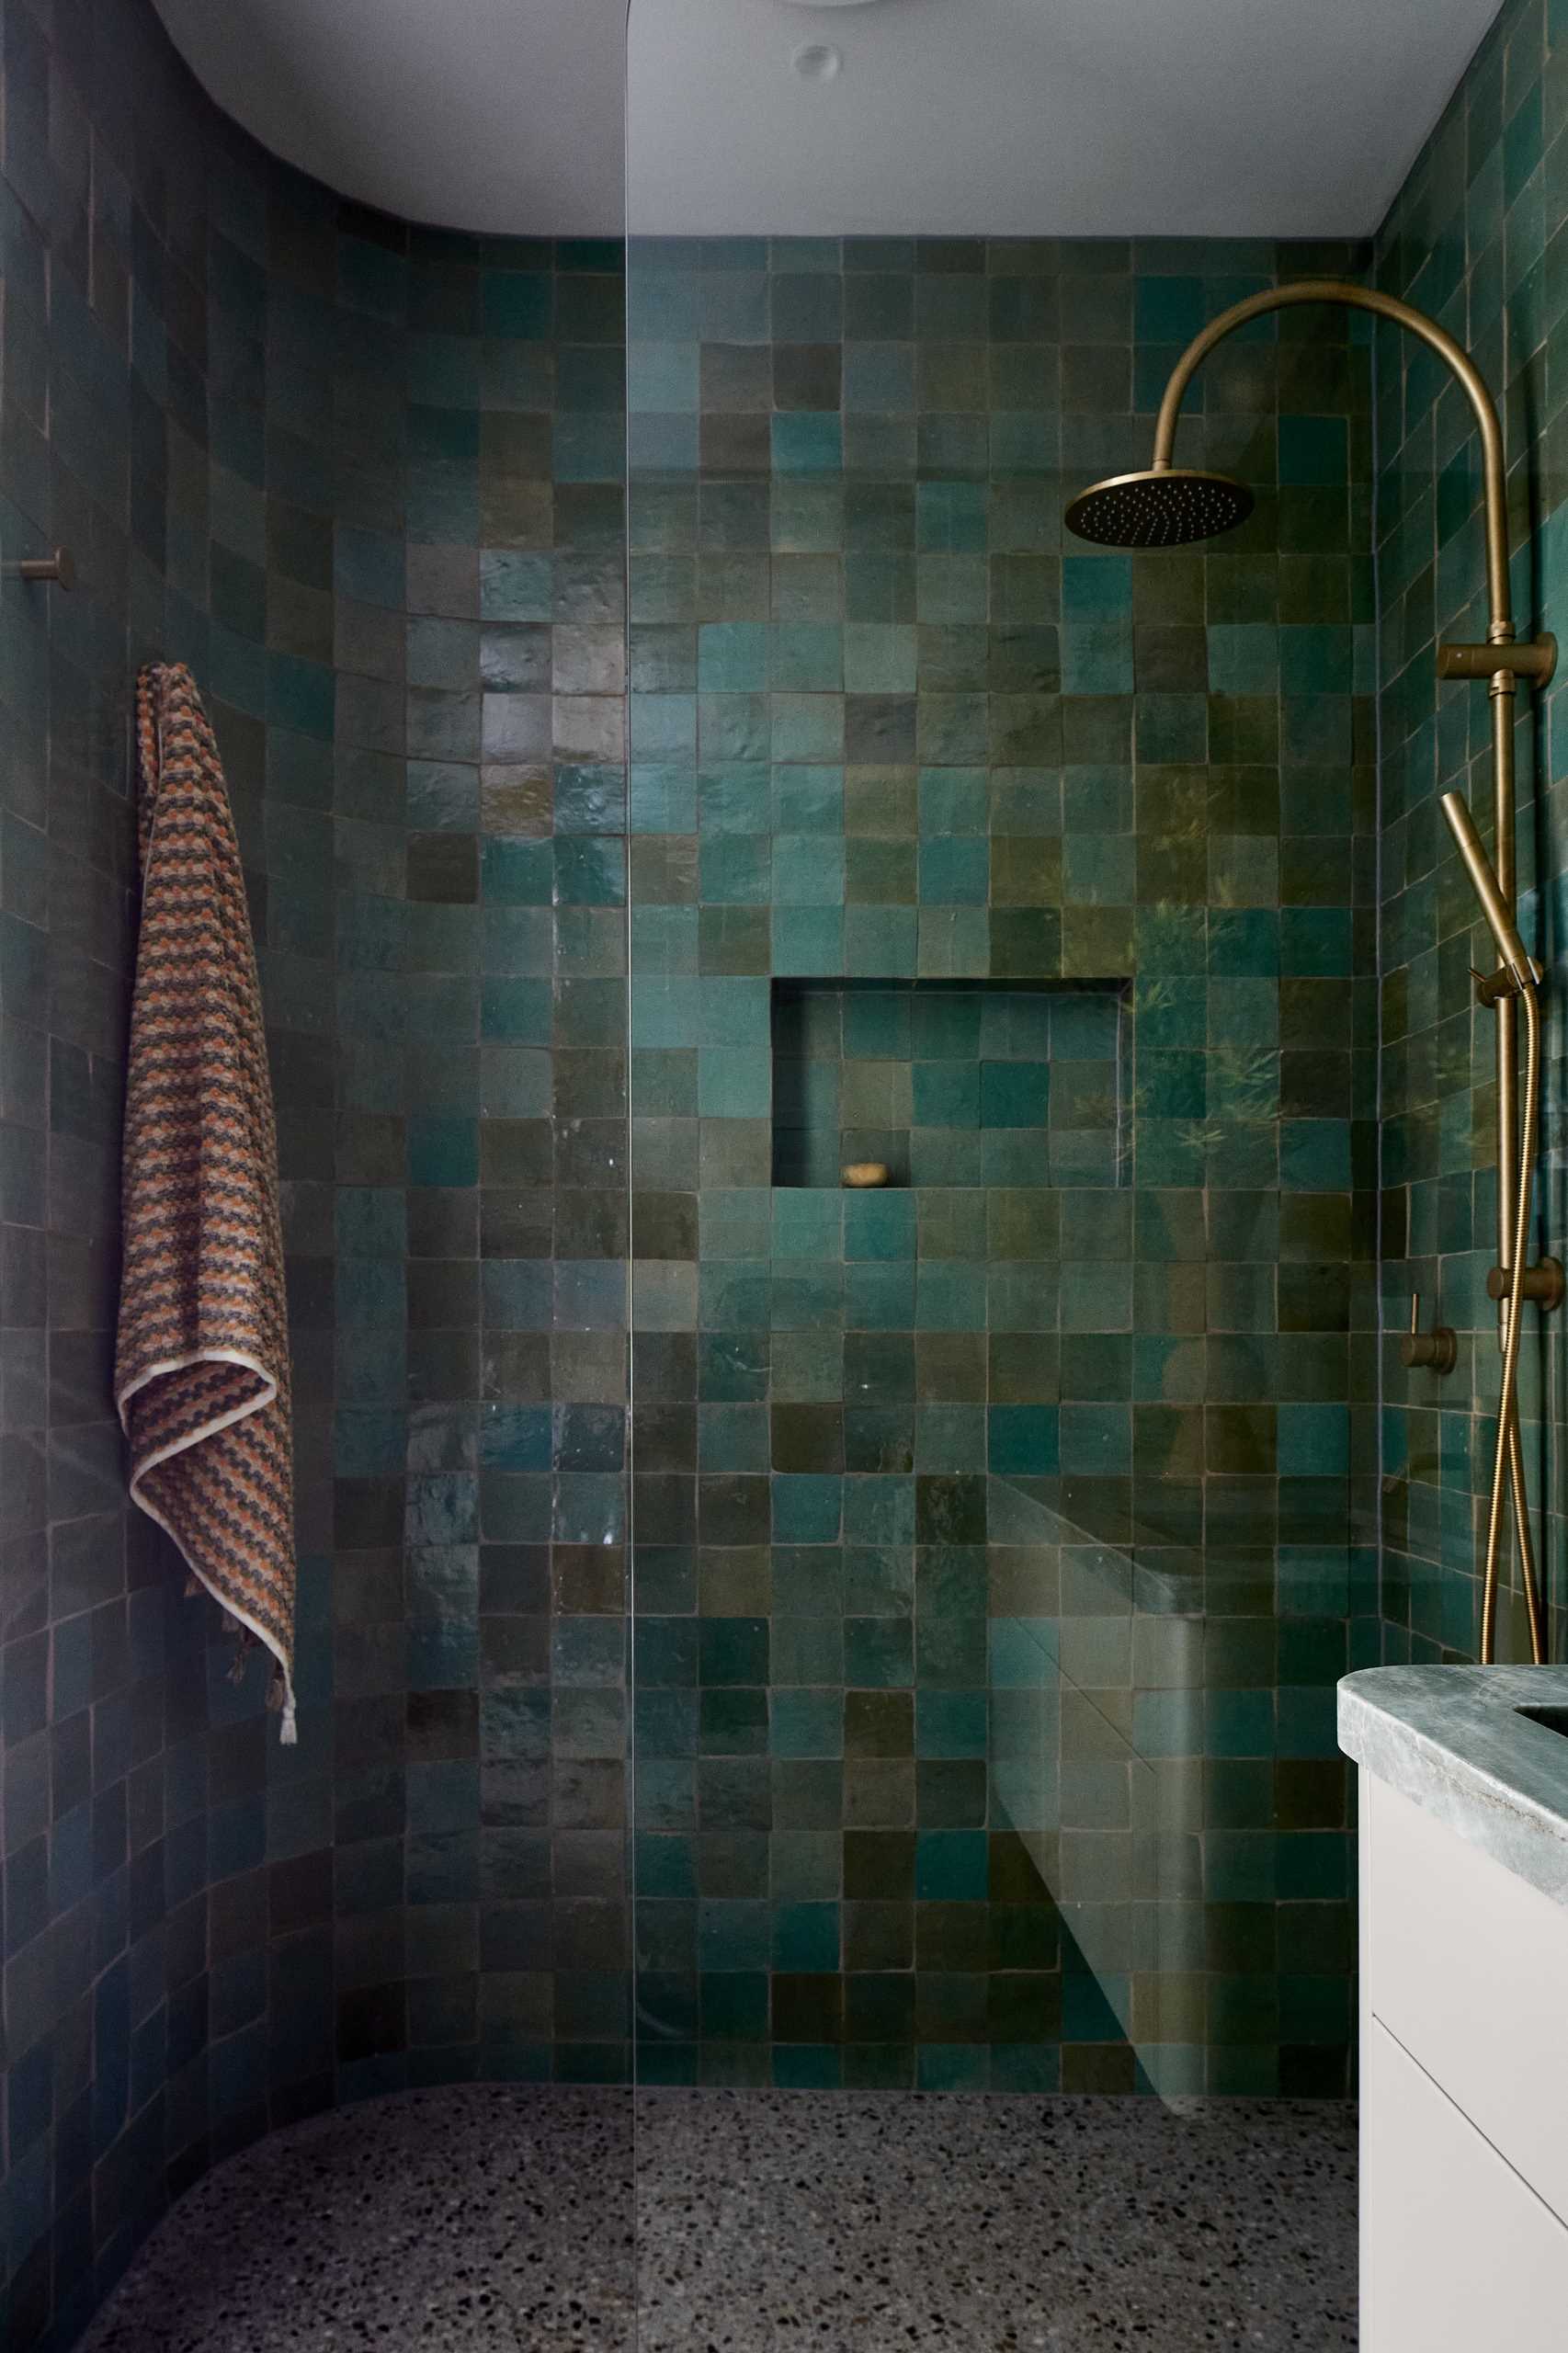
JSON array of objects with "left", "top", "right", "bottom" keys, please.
[{"left": 770, "top": 977, "right": 1131, "bottom": 1190}]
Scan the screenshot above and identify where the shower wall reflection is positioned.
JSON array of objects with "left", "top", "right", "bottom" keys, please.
[{"left": 626, "top": 233, "right": 1379, "bottom": 2097}]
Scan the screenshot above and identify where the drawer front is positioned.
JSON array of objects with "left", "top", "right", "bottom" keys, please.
[
  {"left": 1363, "top": 1773, "right": 1568, "bottom": 2227},
  {"left": 1363, "top": 2020, "right": 1568, "bottom": 2351}
]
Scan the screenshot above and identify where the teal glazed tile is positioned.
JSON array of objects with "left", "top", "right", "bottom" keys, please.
[
  {"left": 772, "top": 414, "right": 844, "bottom": 474},
  {"left": 483, "top": 268, "right": 553, "bottom": 337},
  {"left": 915, "top": 1831, "right": 989, "bottom": 1901},
  {"left": 980, "top": 1061, "right": 1051, "bottom": 1126},
  {"left": 1062, "top": 554, "right": 1132, "bottom": 620},
  {"left": 912, "top": 1060, "right": 980, "bottom": 1127},
  {"left": 1278, "top": 415, "right": 1349, "bottom": 484}
]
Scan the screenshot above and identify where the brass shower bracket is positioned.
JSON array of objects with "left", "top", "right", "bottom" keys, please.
[
  {"left": 1437, "top": 633, "right": 1556, "bottom": 688},
  {"left": 1485, "top": 1256, "right": 1565, "bottom": 1312},
  {"left": 1470, "top": 957, "right": 1544, "bottom": 1008}
]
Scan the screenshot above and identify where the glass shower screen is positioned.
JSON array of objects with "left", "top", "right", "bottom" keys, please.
[{"left": 623, "top": 0, "right": 1201, "bottom": 2117}]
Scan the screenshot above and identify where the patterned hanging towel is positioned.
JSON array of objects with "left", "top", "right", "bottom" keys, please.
[{"left": 116, "top": 663, "right": 298, "bottom": 1742}]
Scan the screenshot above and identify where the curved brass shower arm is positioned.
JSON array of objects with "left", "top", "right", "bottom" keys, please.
[{"left": 1149, "top": 277, "right": 1514, "bottom": 640}]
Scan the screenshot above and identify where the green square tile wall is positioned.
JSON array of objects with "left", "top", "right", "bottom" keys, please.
[
  {"left": 627, "top": 232, "right": 1381, "bottom": 2096},
  {"left": 1378, "top": 0, "right": 1568, "bottom": 1675}
]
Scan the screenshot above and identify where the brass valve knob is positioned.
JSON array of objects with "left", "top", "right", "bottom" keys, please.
[{"left": 1400, "top": 1292, "right": 1457, "bottom": 1374}]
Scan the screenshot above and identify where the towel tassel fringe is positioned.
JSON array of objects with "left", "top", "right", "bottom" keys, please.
[
  {"left": 211, "top": 1616, "right": 295, "bottom": 1742},
  {"left": 267, "top": 1665, "right": 298, "bottom": 1745}
]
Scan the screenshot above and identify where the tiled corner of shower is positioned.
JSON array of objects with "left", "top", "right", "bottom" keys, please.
[{"left": 1375, "top": 0, "right": 1568, "bottom": 1674}]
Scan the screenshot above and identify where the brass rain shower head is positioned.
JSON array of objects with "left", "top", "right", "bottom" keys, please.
[{"left": 1063, "top": 466, "right": 1253, "bottom": 549}]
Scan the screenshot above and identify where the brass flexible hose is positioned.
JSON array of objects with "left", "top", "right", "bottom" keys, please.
[
  {"left": 1481, "top": 980, "right": 1543, "bottom": 1663},
  {"left": 1506, "top": 1407, "right": 1546, "bottom": 1663}
]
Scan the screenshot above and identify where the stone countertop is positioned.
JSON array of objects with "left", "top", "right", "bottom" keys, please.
[{"left": 1338, "top": 1665, "right": 1568, "bottom": 1909}]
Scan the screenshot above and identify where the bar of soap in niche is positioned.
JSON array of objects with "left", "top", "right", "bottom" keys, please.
[{"left": 842, "top": 1162, "right": 890, "bottom": 1188}]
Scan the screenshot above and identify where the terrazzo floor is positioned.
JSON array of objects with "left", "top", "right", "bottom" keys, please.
[{"left": 79, "top": 2086, "right": 1358, "bottom": 2352}]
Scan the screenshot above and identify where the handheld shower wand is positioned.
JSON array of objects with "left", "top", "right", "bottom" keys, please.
[
  {"left": 1440, "top": 790, "right": 1536, "bottom": 991},
  {"left": 1068, "top": 278, "right": 1561, "bottom": 1663}
]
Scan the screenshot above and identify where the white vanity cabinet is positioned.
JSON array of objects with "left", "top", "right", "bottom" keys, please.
[{"left": 1344, "top": 1668, "right": 1568, "bottom": 2352}]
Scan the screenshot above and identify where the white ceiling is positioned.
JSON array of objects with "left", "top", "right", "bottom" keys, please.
[
  {"left": 155, "top": 0, "right": 1498, "bottom": 240},
  {"left": 153, "top": 0, "right": 627, "bottom": 235}
]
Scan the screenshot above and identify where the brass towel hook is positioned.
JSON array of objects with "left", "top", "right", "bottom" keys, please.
[{"left": 4, "top": 549, "right": 74, "bottom": 589}]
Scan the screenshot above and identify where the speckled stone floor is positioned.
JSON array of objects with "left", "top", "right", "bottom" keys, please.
[{"left": 79, "top": 2086, "right": 1357, "bottom": 2352}]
